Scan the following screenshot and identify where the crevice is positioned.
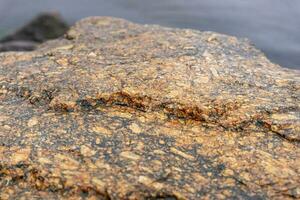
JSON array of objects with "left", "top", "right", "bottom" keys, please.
[
  {"left": 146, "top": 194, "right": 178, "bottom": 200},
  {"left": 270, "top": 129, "right": 300, "bottom": 144},
  {"left": 13, "top": 85, "right": 59, "bottom": 106},
  {"left": 6, "top": 85, "right": 300, "bottom": 144},
  {"left": 10, "top": 85, "right": 239, "bottom": 124},
  {"left": 256, "top": 119, "right": 300, "bottom": 144}
]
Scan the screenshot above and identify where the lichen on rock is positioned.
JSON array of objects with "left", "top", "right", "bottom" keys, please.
[{"left": 0, "top": 17, "right": 299, "bottom": 199}]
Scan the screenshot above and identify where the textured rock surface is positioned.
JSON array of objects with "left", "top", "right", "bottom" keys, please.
[{"left": 0, "top": 17, "right": 299, "bottom": 199}]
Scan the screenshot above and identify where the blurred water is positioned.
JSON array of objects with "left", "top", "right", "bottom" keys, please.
[{"left": 0, "top": 0, "right": 299, "bottom": 69}]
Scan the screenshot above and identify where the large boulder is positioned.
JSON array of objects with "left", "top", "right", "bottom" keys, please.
[{"left": 0, "top": 17, "right": 299, "bottom": 199}]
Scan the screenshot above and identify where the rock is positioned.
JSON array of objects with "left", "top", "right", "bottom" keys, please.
[
  {"left": 0, "top": 17, "right": 299, "bottom": 199},
  {"left": 0, "top": 12, "right": 69, "bottom": 52},
  {"left": 0, "top": 40, "right": 38, "bottom": 51}
]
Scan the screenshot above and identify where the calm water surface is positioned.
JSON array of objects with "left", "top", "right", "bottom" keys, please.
[{"left": 0, "top": 0, "right": 299, "bottom": 69}]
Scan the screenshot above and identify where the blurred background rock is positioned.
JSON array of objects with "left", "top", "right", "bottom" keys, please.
[
  {"left": 0, "top": 0, "right": 299, "bottom": 69},
  {"left": 0, "top": 12, "right": 68, "bottom": 51}
]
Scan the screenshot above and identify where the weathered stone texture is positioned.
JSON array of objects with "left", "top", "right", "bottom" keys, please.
[{"left": 0, "top": 17, "right": 299, "bottom": 199}]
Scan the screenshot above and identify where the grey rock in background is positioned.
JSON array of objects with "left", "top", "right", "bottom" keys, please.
[{"left": 0, "top": 12, "right": 69, "bottom": 52}]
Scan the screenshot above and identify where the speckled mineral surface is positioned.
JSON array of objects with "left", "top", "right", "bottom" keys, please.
[{"left": 0, "top": 17, "right": 299, "bottom": 199}]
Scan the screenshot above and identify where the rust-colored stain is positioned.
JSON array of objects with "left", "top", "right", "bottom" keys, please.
[{"left": 0, "top": 17, "right": 299, "bottom": 199}]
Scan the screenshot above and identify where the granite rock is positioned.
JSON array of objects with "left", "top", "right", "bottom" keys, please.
[{"left": 0, "top": 17, "right": 299, "bottom": 199}]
